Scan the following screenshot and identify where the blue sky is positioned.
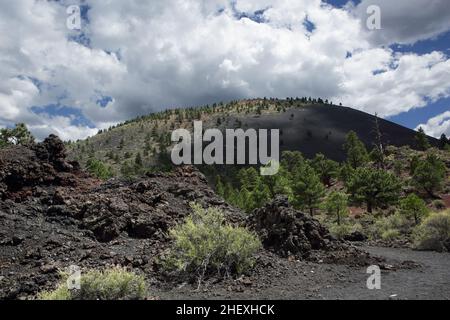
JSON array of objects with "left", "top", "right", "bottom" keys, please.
[
  {"left": 389, "top": 97, "right": 450, "bottom": 130},
  {"left": 1, "top": 0, "right": 449, "bottom": 140},
  {"left": 326, "top": 0, "right": 361, "bottom": 7},
  {"left": 323, "top": 0, "right": 450, "bottom": 131},
  {"left": 386, "top": 30, "right": 450, "bottom": 128}
]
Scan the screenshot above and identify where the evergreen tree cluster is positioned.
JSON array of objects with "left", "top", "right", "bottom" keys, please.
[
  {"left": 0, "top": 123, "right": 35, "bottom": 148},
  {"left": 216, "top": 128, "right": 447, "bottom": 219}
]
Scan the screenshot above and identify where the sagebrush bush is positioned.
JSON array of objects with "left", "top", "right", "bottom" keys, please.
[
  {"left": 328, "top": 223, "right": 352, "bottom": 240},
  {"left": 368, "top": 213, "right": 410, "bottom": 240},
  {"left": 413, "top": 210, "right": 450, "bottom": 252},
  {"left": 327, "top": 221, "right": 363, "bottom": 239},
  {"left": 161, "top": 203, "right": 261, "bottom": 281},
  {"left": 381, "top": 229, "right": 401, "bottom": 240},
  {"left": 38, "top": 267, "right": 146, "bottom": 300}
]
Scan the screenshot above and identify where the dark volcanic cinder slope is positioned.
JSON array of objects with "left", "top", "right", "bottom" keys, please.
[
  {"left": 68, "top": 100, "right": 438, "bottom": 173},
  {"left": 230, "top": 104, "right": 438, "bottom": 161}
]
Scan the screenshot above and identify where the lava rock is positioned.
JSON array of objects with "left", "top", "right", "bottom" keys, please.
[
  {"left": 344, "top": 231, "right": 368, "bottom": 242},
  {"left": 247, "top": 196, "right": 334, "bottom": 258}
]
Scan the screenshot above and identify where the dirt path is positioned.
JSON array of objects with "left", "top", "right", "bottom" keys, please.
[{"left": 152, "top": 247, "right": 450, "bottom": 300}]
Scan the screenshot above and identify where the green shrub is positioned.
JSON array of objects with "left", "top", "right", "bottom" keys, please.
[
  {"left": 381, "top": 229, "right": 401, "bottom": 240},
  {"left": 399, "top": 194, "right": 429, "bottom": 225},
  {"left": 86, "top": 159, "right": 113, "bottom": 180},
  {"left": 38, "top": 267, "right": 146, "bottom": 300},
  {"left": 369, "top": 214, "right": 410, "bottom": 240},
  {"left": 38, "top": 284, "right": 72, "bottom": 300},
  {"left": 329, "top": 223, "right": 352, "bottom": 240},
  {"left": 413, "top": 210, "right": 450, "bottom": 252},
  {"left": 327, "top": 222, "right": 363, "bottom": 240},
  {"left": 351, "top": 222, "right": 364, "bottom": 234},
  {"left": 161, "top": 203, "right": 261, "bottom": 281}
]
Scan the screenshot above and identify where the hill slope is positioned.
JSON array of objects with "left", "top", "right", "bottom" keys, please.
[
  {"left": 68, "top": 99, "right": 438, "bottom": 174},
  {"left": 227, "top": 104, "right": 437, "bottom": 161}
]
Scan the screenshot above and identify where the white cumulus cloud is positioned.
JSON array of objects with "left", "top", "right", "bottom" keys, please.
[
  {"left": 349, "top": 0, "right": 450, "bottom": 45},
  {"left": 0, "top": 0, "right": 450, "bottom": 140},
  {"left": 416, "top": 111, "right": 450, "bottom": 138}
]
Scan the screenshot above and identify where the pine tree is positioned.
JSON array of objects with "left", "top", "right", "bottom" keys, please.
[
  {"left": 439, "top": 134, "right": 449, "bottom": 150},
  {"left": 238, "top": 167, "right": 259, "bottom": 191},
  {"left": 281, "top": 151, "right": 305, "bottom": 172},
  {"left": 239, "top": 187, "right": 254, "bottom": 213},
  {"left": 0, "top": 123, "right": 35, "bottom": 148},
  {"left": 415, "top": 127, "right": 430, "bottom": 151},
  {"left": 224, "top": 182, "right": 239, "bottom": 206},
  {"left": 346, "top": 167, "right": 401, "bottom": 213},
  {"left": 339, "top": 163, "right": 355, "bottom": 186},
  {"left": 324, "top": 192, "right": 348, "bottom": 225},
  {"left": 412, "top": 154, "right": 446, "bottom": 198},
  {"left": 399, "top": 194, "right": 428, "bottom": 225},
  {"left": 251, "top": 178, "right": 271, "bottom": 209},
  {"left": 273, "top": 172, "right": 292, "bottom": 197},
  {"left": 310, "top": 153, "right": 339, "bottom": 187},
  {"left": 291, "top": 163, "right": 325, "bottom": 215},
  {"left": 343, "top": 131, "right": 369, "bottom": 169}
]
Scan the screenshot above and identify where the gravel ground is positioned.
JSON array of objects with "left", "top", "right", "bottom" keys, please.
[
  {"left": 152, "top": 246, "right": 450, "bottom": 300},
  {"left": 321, "top": 246, "right": 450, "bottom": 300}
]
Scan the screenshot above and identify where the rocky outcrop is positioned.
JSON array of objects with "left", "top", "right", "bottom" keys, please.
[
  {"left": 33, "top": 134, "right": 79, "bottom": 172},
  {"left": 247, "top": 196, "right": 335, "bottom": 258},
  {"left": 0, "top": 135, "right": 89, "bottom": 201},
  {"left": 0, "top": 137, "right": 244, "bottom": 299},
  {"left": 0, "top": 136, "right": 375, "bottom": 300}
]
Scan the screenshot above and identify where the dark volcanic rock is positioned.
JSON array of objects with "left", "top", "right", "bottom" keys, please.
[
  {"left": 344, "top": 231, "right": 368, "bottom": 242},
  {"left": 0, "top": 136, "right": 380, "bottom": 300},
  {"left": 0, "top": 135, "right": 94, "bottom": 200},
  {"left": 444, "top": 238, "right": 450, "bottom": 252},
  {"left": 0, "top": 137, "right": 244, "bottom": 299},
  {"left": 33, "top": 135, "right": 69, "bottom": 169},
  {"left": 247, "top": 196, "right": 334, "bottom": 258}
]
